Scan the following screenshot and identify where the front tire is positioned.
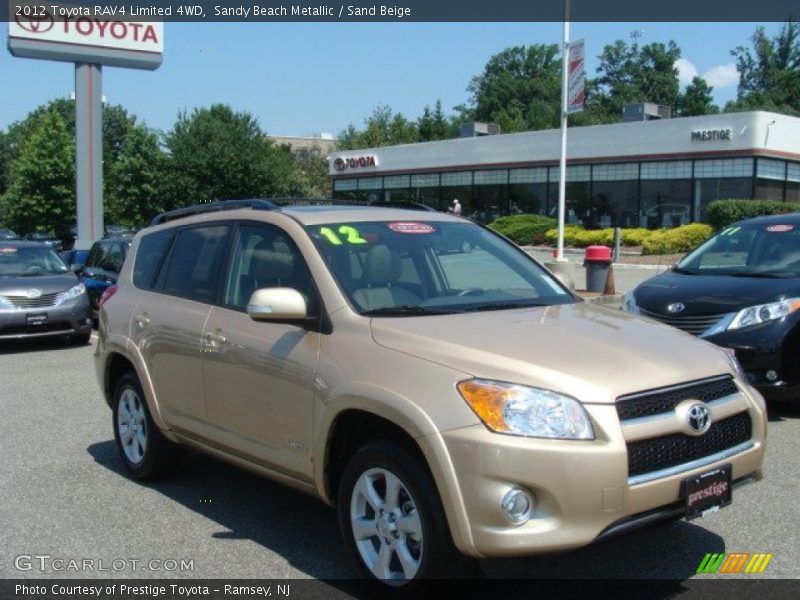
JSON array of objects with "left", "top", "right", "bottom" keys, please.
[
  {"left": 337, "top": 439, "right": 473, "bottom": 590},
  {"left": 112, "top": 371, "right": 177, "bottom": 480}
]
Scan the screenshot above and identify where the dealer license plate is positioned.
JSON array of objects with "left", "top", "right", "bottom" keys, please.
[
  {"left": 26, "top": 312, "right": 48, "bottom": 326},
  {"left": 683, "top": 465, "right": 732, "bottom": 520}
]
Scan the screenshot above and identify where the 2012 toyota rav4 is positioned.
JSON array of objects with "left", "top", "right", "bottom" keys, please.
[{"left": 95, "top": 200, "right": 766, "bottom": 589}]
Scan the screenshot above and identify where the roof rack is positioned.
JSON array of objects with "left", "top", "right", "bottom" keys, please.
[{"left": 148, "top": 199, "right": 280, "bottom": 227}]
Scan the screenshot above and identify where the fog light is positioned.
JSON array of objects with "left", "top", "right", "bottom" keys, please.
[
  {"left": 501, "top": 488, "right": 535, "bottom": 526},
  {"left": 766, "top": 370, "right": 778, "bottom": 382}
]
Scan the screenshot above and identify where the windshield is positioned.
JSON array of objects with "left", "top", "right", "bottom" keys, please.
[
  {"left": 0, "top": 246, "right": 69, "bottom": 276},
  {"left": 677, "top": 222, "right": 800, "bottom": 277},
  {"left": 306, "top": 220, "right": 575, "bottom": 315}
]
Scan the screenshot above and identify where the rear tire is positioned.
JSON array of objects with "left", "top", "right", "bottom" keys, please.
[
  {"left": 337, "top": 439, "right": 475, "bottom": 592},
  {"left": 112, "top": 371, "right": 177, "bottom": 480}
]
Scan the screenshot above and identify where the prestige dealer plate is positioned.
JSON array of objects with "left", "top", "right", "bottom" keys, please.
[{"left": 683, "top": 464, "right": 732, "bottom": 520}]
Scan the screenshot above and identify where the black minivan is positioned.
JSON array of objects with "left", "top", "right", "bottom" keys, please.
[{"left": 623, "top": 213, "right": 800, "bottom": 402}]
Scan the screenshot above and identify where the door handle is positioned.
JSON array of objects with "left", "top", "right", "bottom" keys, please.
[
  {"left": 205, "top": 330, "right": 227, "bottom": 346},
  {"left": 134, "top": 313, "right": 150, "bottom": 328}
]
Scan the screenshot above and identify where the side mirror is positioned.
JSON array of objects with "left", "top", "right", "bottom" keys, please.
[
  {"left": 247, "top": 288, "right": 307, "bottom": 321},
  {"left": 70, "top": 264, "right": 83, "bottom": 275}
]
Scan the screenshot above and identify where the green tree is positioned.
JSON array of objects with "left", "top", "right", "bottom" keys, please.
[
  {"left": 0, "top": 110, "right": 75, "bottom": 233},
  {"left": 677, "top": 76, "right": 719, "bottom": 116},
  {"left": 337, "top": 104, "right": 420, "bottom": 150},
  {"left": 417, "top": 100, "right": 457, "bottom": 141},
  {"left": 162, "top": 104, "right": 299, "bottom": 206},
  {"left": 729, "top": 21, "right": 800, "bottom": 113},
  {"left": 105, "top": 125, "right": 168, "bottom": 227},
  {"left": 594, "top": 40, "right": 682, "bottom": 118},
  {"left": 289, "top": 145, "right": 331, "bottom": 198},
  {"left": 467, "top": 44, "right": 562, "bottom": 132},
  {"left": 0, "top": 130, "right": 9, "bottom": 198}
]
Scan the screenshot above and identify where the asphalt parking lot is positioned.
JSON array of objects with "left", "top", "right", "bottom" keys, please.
[{"left": 0, "top": 335, "right": 798, "bottom": 590}]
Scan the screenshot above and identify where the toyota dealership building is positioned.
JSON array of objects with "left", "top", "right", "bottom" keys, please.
[{"left": 328, "top": 111, "right": 800, "bottom": 228}]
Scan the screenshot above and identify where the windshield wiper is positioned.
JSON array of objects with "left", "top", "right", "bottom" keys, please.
[
  {"left": 458, "top": 301, "right": 550, "bottom": 313},
  {"left": 672, "top": 266, "right": 696, "bottom": 274},
  {"left": 361, "top": 305, "right": 456, "bottom": 316}
]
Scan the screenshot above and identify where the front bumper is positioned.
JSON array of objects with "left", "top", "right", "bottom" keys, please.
[
  {"left": 440, "top": 396, "right": 765, "bottom": 558},
  {"left": 705, "top": 321, "right": 800, "bottom": 401},
  {"left": 0, "top": 296, "right": 92, "bottom": 340}
]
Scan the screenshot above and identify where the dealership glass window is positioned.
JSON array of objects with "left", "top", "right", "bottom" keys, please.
[
  {"left": 640, "top": 161, "right": 692, "bottom": 180},
  {"left": 757, "top": 158, "right": 786, "bottom": 180},
  {"left": 592, "top": 163, "right": 639, "bottom": 181},
  {"left": 333, "top": 178, "right": 358, "bottom": 192},
  {"left": 694, "top": 178, "right": 754, "bottom": 221},
  {"left": 508, "top": 183, "right": 548, "bottom": 215},
  {"left": 411, "top": 187, "right": 443, "bottom": 210},
  {"left": 755, "top": 157, "right": 786, "bottom": 200},
  {"left": 755, "top": 179, "right": 784, "bottom": 200},
  {"left": 411, "top": 173, "right": 440, "bottom": 188},
  {"left": 474, "top": 170, "right": 509, "bottom": 185},
  {"left": 509, "top": 168, "right": 547, "bottom": 184},
  {"left": 440, "top": 185, "right": 473, "bottom": 215},
  {"left": 358, "top": 177, "right": 383, "bottom": 190},
  {"left": 383, "top": 175, "right": 411, "bottom": 189},
  {"left": 640, "top": 179, "right": 692, "bottom": 228},
  {"left": 694, "top": 158, "right": 754, "bottom": 179},
  {"left": 548, "top": 182, "right": 591, "bottom": 225},
  {"left": 381, "top": 189, "right": 416, "bottom": 202},
  {"left": 592, "top": 180, "right": 640, "bottom": 228},
  {"left": 549, "top": 165, "right": 591, "bottom": 182},
  {"left": 787, "top": 163, "right": 800, "bottom": 202},
  {"left": 441, "top": 171, "right": 472, "bottom": 186}
]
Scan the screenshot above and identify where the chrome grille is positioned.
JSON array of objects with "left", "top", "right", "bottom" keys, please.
[
  {"left": 0, "top": 293, "right": 61, "bottom": 309},
  {"left": 639, "top": 308, "right": 724, "bottom": 336},
  {"left": 616, "top": 376, "right": 738, "bottom": 421}
]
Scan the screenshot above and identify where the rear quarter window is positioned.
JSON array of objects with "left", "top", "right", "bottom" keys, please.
[{"left": 133, "top": 230, "right": 175, "bottom": 290}]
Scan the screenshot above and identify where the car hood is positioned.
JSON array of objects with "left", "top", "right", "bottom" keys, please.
[
  {"left": 369, "top": 302, "right": 733, "bottom": 404},
  {"left": 633, "top": 270, "right": 800, "bottom": 315},
  {"left": 0, "top": 273, "right": 78, "bottom": 295}
]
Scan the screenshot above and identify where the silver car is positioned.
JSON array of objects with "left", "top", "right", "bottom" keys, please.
[{"left": 0, "top": 241, "right": 92, "bottom": 343}]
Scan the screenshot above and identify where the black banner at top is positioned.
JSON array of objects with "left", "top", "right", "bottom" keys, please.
[{"left": 2, "top": 0, "right": 800, "bottom": 22}]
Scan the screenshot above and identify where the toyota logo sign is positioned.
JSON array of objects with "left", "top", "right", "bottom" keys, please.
[
  {"left": 14, "top": 14, "right": 55, "bottom": 34},
  {"left": 687, "top": 403, "right": 712, "bottom": 435}
]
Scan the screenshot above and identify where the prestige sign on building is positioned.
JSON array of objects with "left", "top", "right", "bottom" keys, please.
[{"left": 8, "top": 1, "right": 163, "bottom": 68}]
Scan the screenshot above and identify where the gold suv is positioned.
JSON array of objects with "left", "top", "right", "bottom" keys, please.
[{"left": 95, "top": 200, "right": 766, "bottom": 588}]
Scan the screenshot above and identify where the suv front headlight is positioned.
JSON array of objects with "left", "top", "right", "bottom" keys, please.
[
  {"left": 457, "top": 379, "right": 594, "bottom": 440},
  {"left": 56, "top": 283, "right": 86, "bottom": 306},
  {"left": 727, "top": 297, "right": 800, "bottom": 330}
]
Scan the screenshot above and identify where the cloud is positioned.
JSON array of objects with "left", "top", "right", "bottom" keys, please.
[
  {"left": 704, "top": 63, "right": 739, "bottom": 89},
  {"left": 675, "top": 58, "right": 740, "bottom": 90},
  {"left": 675, "top": 58, "right": 698, "bottom": 87}
]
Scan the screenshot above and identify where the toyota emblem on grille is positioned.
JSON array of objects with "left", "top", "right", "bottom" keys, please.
[
  {"left": 687, "top": 403, "right": 712, "bottom": 434},
  {"left": 26, "top": 289, "right": 42, "bottom": 299},
  {"left": 667, "top": 302, "right": 685, "bottom": 313}
]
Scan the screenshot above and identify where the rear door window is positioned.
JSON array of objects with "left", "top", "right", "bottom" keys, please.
[
  {"left": 159, "top": 225, "right": 231, "bottom": 303},
  {"left": 133, "top": 229, "right": 175, "bottom": 290}
]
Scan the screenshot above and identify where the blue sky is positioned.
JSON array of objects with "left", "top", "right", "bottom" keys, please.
[{"left": 0, "top": 22, "right": 784, "bottom": 136}]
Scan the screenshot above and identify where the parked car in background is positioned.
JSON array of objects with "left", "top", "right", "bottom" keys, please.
[
  {"left": 60, "top": 249, "right": 90, "bottom": 272},
  {"left": 623, "top": 213, "right": 800, "bottom": 402},
  {"left": 0, "top": 241, "right": 92, "bottom": 343},
  {"left": 95, "top": 200, "right": 765, "bottom": 590},
  {"left": 0, "top": 228, "right": 20, "bottom": 240},
  {"left": 25, "top": 231, "right": 62, "bottom": 252},
  {"left": 79, "top": 237, "right": 131, "bottom": 319}
]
